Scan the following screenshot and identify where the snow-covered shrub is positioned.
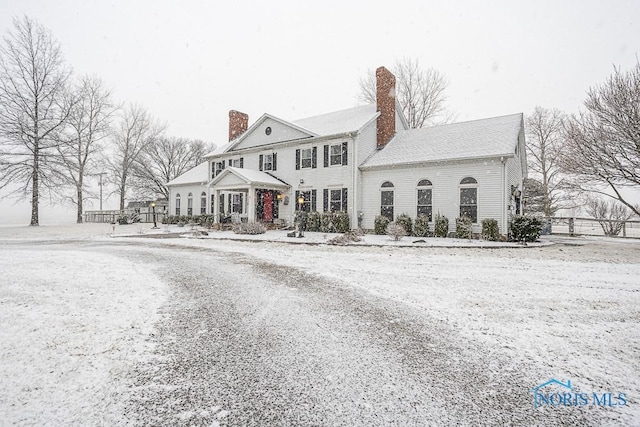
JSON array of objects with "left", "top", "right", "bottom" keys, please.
[
  {"left": 319, "top": 212, "right": 332, "bottom": 232},
  {"left": 510, "top": 215, "right": 542, "bottom": 242},
  {"left": 328, "top": 230, "right": 362, "bottom": 245},
  {"left": 198, "top": 214, "right": 216, "bottom": 228},
  {"left": 306, "top": 211, "right": 321, "bottom": 232},
  {"left": 386, "top": 222, "right": 406, "bottom": 241},
  {"left": 395, "top": 213, "right": 413, "bottom": 236},
  {"left": 481, "top": 218, "right": 500, "bottom": 241},
  {"left": 333, "top": 211, "right": 350, "bottom": 233},
  {"left": 117, "top": 212, "right": 140, "bottom": 225},
  {"left": 374, "top": 215, "right": 390, "bottom": 235},
  {"left": 414, "top": 214, "right": 430, "bottom": 237},
  {"left": 434, "top": 214, "right": 449, "bottom": 237},
  {"left": 455, "top": 216, "right": 473, "bottom": 239},
  {"left": 233, "top": 222, "right": 267, "bottom": 235}
]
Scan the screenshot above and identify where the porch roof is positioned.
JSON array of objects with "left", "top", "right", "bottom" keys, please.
[{"left": 210, "top": 167, "right": 290, "bottom": 190}]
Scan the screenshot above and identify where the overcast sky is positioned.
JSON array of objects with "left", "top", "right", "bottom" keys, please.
[{"left": 0, "top": 0, "right": 638, "bottom": 223}]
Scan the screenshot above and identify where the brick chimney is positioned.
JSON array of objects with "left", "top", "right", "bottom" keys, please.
[
  {"left": 376, "top": 66, "right": 396, "bottom": 149},
  {"left": 228, "top": 110, "right": 249, "bottom": 142}
]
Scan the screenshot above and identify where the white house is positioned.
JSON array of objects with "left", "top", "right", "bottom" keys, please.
[{"left": 167, "top": 66, "right": 526, "bottom": 235}]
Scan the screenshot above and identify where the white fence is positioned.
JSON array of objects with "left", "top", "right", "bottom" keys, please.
[
  {"left": 83, "top": 210, "right": 166, "bottom": 224},
  {"left": 550, "top": 217, "right": 640, "bottom": 238}
]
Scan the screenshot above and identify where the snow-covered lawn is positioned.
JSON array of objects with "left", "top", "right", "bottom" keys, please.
[
  {"left": 0, "top": 233, "right": 168, "bottom": 425},
  {"left": 0, "top": 223, "right": 638, "bottom": 424}
]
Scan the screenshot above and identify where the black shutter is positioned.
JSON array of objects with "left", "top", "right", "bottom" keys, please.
[
  {"left": 324, "top": 145, "right": 329, "bottom": 167},
  {"left": 273, "top": 153, "right": 277, "bottom": 171},
  {"left": 239, "top": 193, "right": 243, "bottom": 214},
  {"left": 295, "top": 149, "right": 301, "bottom": 170},
  {"left": 312, "top": 147, "right": 317, "bottom": 169},
  {"left": 221, "top": 161, "right": 225, "bottom": 170},
  {"left": 228, "top": 159, "right": 232, "bottom": 166},
  {"left": 311, "top": 189, "right": 317, "bottom": 212},
  {"left": 219, "top": 194, "right": 224, "bottom": 214},
  {"left": 239, "top": 157, "right": 244, "bottom": 168},
  {"left": 323, "top": 189, "right": 328, "bottom": 212},
  {"left": 256, "top": 190, "right": 263, "bottom": 219},
  {"left": 259, "top": 155, "right": 263, "bottom": 171},
  {"left": 227, "top": 194, "right": 231, "bottom": 213},
  {"left": 295, "top": 190, "right": 300, "bottom": 211},
  {"left": 342, "top": 142, "right": 348, "bottom": 165},
  {"left": 342, "top": 188, "right": 348, "bottom": 212}
]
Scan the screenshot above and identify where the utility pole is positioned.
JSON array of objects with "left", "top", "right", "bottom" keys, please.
[{"left": 97, "top": 172, "right": 106, "bottom": 211}]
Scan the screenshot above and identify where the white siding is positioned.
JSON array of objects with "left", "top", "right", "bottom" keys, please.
[
  {"left": 208, "top": 137, "right": 356, "bottom": 224},
  {"left": 169, "top": 184, "right": 210, "bottom": 216},
  {"left": 232, "top": 117, "right": 313, "bottom": 151},
  {"left": 360, "top": 158, "right": 508, "bottom": 233}
]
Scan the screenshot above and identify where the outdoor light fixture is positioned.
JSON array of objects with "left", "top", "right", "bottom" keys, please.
[
  {"left": 299, "top": 179, "right": 304, "bottom": 184},
  {"left": 297, "top": 196, "right": 305, "bottom": 206},
  {"left": 276, "top": 192, "right": 283, "bottom": 201},
  {"left": 150, "top": 201, "right": 158, "bottom": 229}
]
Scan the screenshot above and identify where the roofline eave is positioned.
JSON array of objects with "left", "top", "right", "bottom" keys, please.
[{"left": 359, "top": 153, "right": 516, "bottom": 171}]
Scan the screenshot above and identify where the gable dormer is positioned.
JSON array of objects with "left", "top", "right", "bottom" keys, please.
[{"left": 229, "top": 114, "right": 317, "bottom": 151}]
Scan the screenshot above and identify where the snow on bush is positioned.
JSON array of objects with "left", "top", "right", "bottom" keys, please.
[
  {"left": 510, "top": 215, "right": 543, "bottom": 242},
  {"left": 455, "top": 216, "right": 473, "bottom": 239},
  {"left": 481, "top": 218, "right": 500, "bottom": 241},
  {"left": 374, "top": 215, "right": 390, "bottom": 235},
  {"left": 386, "top": 222, "right": 406, "bottom": 241},
  {"left": 434, "top": 213, "right": 449, "bottom": 237},
  {"left": 414, "top": 214, "right": 429, "bottom": 237},
  {"left": 233, "top": 222, "right": 267, "bottom": 235},
  {"left": 395, "top": 213, "right": 413, "bottom": 236},
  {"left": 328, "top": 230, "right": 363, "bottom": 245}
]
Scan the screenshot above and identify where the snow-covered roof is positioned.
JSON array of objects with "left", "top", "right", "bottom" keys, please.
[
  {"left": 203, "top": 141, "right": 233, "bottom": 158},
  {"left": 360, "top": 113, "right": 523, "bottom": 169},
  {"left": 166, "top": 162, "right": 208, "bottom": 186},
  {"left": 292, "top": 104, "right": 378, "bottom": 136},
  {"left": 210, "top": 167, "right": 290, "bottom": 188}
]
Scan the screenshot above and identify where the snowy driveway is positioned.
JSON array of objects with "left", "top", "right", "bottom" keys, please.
[{"left": 1, "top": 228, "right": 638, "bottom": 425}]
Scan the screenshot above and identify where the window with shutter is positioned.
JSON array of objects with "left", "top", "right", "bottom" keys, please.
[{"left": 300, "top": 148, "right": 313, "bottom": 169}]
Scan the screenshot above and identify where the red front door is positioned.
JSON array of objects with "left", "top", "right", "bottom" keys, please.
[{"left": 262, "top": 191, "right": 273, "bottom": 221}]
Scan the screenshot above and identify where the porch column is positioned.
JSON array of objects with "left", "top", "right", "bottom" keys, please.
[
  {"left": 214, "top": 189, "right": 221, "bottom": 223},
  {"left": 247, "top": 187, "right": 256, "bottom": 222}
]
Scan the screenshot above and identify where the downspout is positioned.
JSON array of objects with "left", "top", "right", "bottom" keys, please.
[
  {"left": 501, "top": 156, "right": 507, "bottom": 236},
  {"left": 352, "top": 135, "right": 358, "bottom": 230}
]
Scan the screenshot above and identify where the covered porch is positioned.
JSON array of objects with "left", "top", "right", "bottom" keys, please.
[{"left": 209, "top": 167, "right": 291, "bottom": 224}]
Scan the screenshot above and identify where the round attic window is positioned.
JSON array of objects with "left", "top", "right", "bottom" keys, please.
[{"left": 265, "top": 126, "right": 272, "bottom": 135}]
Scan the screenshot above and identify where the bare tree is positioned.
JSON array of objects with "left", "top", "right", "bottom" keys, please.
[
  {"left": 106, "top": 104, "right": 164, "bottom": 212},
  {"left": 585, "top": 197, "right": 635, "bottom": 236},
  {"left": 56, "top": 76, "right": 118, "bottom": 222},
  {"left": 129, "top": 136, "right": 214, "bottom": 200},
  {"left": 357, "top": 58, "right": 454, "bottom": 128},
  {"left": 560, "top": 63, "right": 640, "bottom": 217},
  {"left": 525, "top": 106, "right": 573, "bottom": 216},
  {"left": 0, "top": 16, "right": 73, "bottom": 225}
]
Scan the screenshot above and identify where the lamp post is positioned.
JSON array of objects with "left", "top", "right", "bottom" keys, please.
[
  {"left": 297, "top": 195, "right": 305, "bottom": 237},
  {"left": 151, "top": 201, "right": 158, "bottom": 229}
]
